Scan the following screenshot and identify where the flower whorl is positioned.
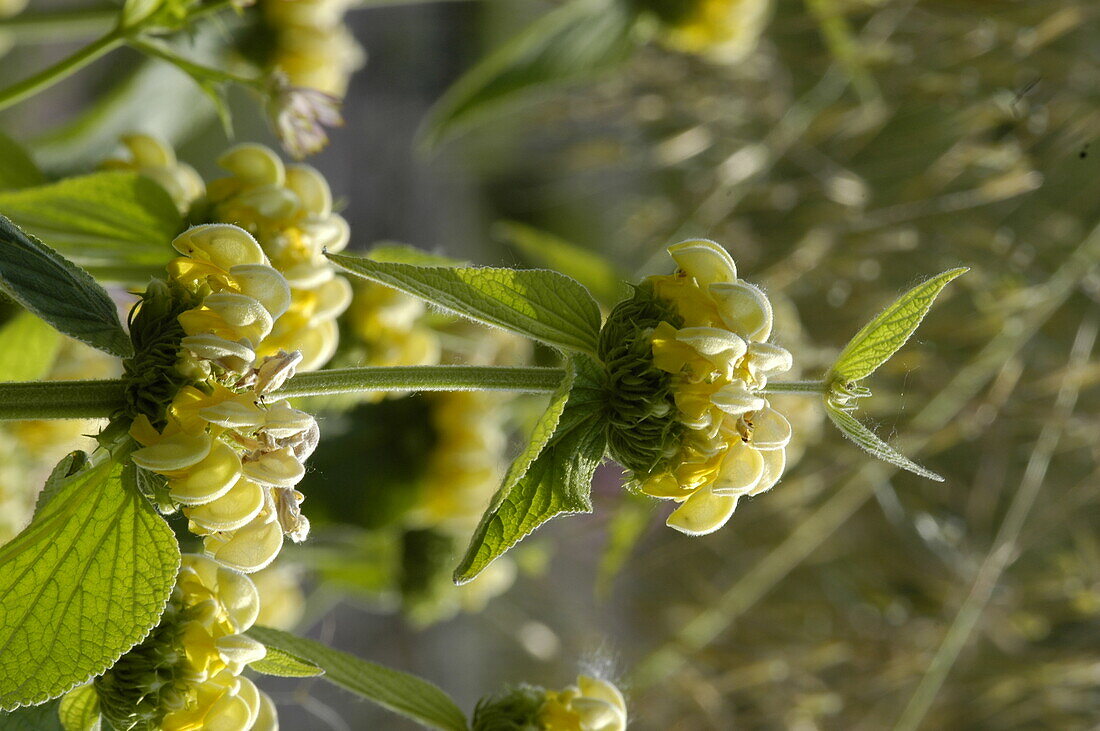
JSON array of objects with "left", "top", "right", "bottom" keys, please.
[
  {"left": 130, "top": 224, "right": 317, "bottom": 572},
  {"left": 95, "top": 555, "right": 276, "bottom": 730},
  {"left": 604, "top": 240, "right": 793, "bottom": 535}
]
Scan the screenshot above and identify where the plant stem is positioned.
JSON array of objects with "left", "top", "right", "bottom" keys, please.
[
  {"left": 0, "top": 30, "right": 125, "bottom": 112},
  {"left": 0, "top": 366, "right": 567, "bottom": 420},
  {"left": 0, "top": 6, "right": 118, "bottom": 42},
  {"left": 272, "top": 365, "right": 567, "bottom": 399},
  {"left": 0, "top": 380, "right": 126, "bottom": 420},
  {"left": 129, "top": 38, "right": 265, "bottom": 88},
  {"left": 760, "top": 380, "right": 828, "bottom": 395}
]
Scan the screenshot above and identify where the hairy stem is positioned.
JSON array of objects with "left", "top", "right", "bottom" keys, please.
[
  {"left": 0, "top": 366, "right": 567, "bottom": 419},
  {"left": 271, "top": 365, "right": 567, "bottom": 399},
  {"left": 0, "top": 380, "right": 126, "bottom": 420},
  {"left": 760, "top": 380, "right": 828, "bottom": 395}
]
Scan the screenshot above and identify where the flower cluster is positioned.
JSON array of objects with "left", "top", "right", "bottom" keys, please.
[
  {"left": 205, "top": 143, "right": 353, "bottom": 371},
  {"left": 602, "top": 240, "right": 792, "bottom": 536},
  {"left": 472, "top": 675, "right": 628, "bottom": 731},
  {"left": 540, "top": 676, "right": 629, "bottom": 731},
  {"left": 94, "top": 554, "right": 276, "bottom": 731},
  {"left": 636, "top": 0, "right": 772, "bottom": 64},
  {"left": 103, "top": 134, "right": 205, "bottom": 214},
  {"left": 130, "top": 224, "right": 317, "bottom": 572},
  {"left": 262, "top": 0, "right": 365, "bottom": 99}
]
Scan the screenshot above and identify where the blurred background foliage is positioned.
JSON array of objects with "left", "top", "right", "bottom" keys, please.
[{"left": 2, "top": 0, "right": 1100, "bottom": 728}]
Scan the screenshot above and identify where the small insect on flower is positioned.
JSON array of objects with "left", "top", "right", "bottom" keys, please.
[{"left": 601, "top": 239, "right": 792, "bottom": 536}]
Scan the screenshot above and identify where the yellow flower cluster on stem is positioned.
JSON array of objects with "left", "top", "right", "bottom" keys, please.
[
  {"left": 540, "top": 676, "right": 628, "bottom": 731},
  {"left": 130, "top": 224, "right": 317, "bottom": 572},
  {"left": 94, "top": 554, "right": 277, "bottom": 730},
  {"left": 263, "top": 0, "right": 364, "bottom": 98},
  {"left": 206, "top": 143, "right": 353, "bottom": 371},
  {"left": 641, "top": 239, "right": 793, "bottom": 535}
]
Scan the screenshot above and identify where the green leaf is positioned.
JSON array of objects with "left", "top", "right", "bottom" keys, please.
[
  {"left": 829, "top": 267, "right": 968, "bottom": 383},
  {"left": 454, "top": 356, "right": 606, "bottom": 584},
  {"left": 57, "top": 685, "right": 100, "bottom": 731},
  {"left": 0, "top": 131, "right": 45, "bottom": 191},
  {"left": 246, "top": 626, "right": 468, "bottom": 731},
  {"left": 0, "top": 172, "right": 182, "bottom": 283},
  {"left": 0, "top": 310, "right": 63, "bottom": 381},
  {"left": 0, "top": 450, "right": 181, "bottom": 710},
  {"left": 419, "top": 0, "right": 636, "bottom": 150},
  {"left": 0, "top": 215, "right": 133, "bottom": 358},
  {"left": 495, "top": 221, "right": 628, "bottom": 308},
  {"left": 0, "top": 700, "right": 64, "bottom": 730},
  {"left": 825, "top": 402, "right": 943, "bottom": 481},
  {"left": 328, "top": 253, "right": 603, "bottom": 355},
  {"left": 367, "top": 242, "right": 465, "bottom": 267},
  {"left": 249, "top": 646, "right": 324, "bottom": 678}
]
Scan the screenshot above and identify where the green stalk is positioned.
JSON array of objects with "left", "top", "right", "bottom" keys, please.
[
  {"left": 0, "top": 380, "right": 126, "bottom": 420},
  {"left": 129, "top": 38, "right": 265, "bottom": 88},
  {"left": 0, "top": 30, "right": 125, "bottom": 112},
  {"left": 760, "top": 380, "right": 828, "bottom": 395},
  {"left": 0, "top": 366, "right": 567, "bottom": 420},
  {"left": 272, "top": 365, "right": 567, "bottom": 399}
]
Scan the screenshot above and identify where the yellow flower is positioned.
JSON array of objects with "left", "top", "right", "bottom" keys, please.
[
  {"left": 131, "top": 380, "right": 317, "bottom": 573},
  {"left": 654, "top": 0, "right": 773, "bottom": 64},
  {"left": 128, "top": 225, "right": 318, "bottom": 571},
  {"left": 263, "top": 0, "right": 365, "bottom": 98},
  {"left": 605, "top": 239, "right": 792, "bottom": 536},
  {"left": 93, "top": 554, "right": 277, "bottom": 731},
  {"left": 540, "top": 676, "right": 628, "bottom": 731},
  {"left": 206, "top": 144, "right": 352, "bottom": 370},
  {"left": 103, "top": 134, "right": 206, "bottom": 214}
]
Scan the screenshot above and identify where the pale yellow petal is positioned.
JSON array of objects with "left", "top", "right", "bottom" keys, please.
[
  {"left": 218, "top": 144, "right": 285, "bottom": 186},
  {"left": 230, "top": 264, "right": 292, "bottom": 320},
  {"left": 668, "top": 239, "right": 737, "bottom": 285},
  {"left": 168, "top": 441, "right": 243, "bottom": 505},
  {"left": 748, "top": 448, "right": 786, "bottom": 496},
  {"left": 666, "top": 488, "right": 738, "bottom": 536},
  {"left": 186, "top": 477, "right": 265, "bottom": 532},
  {"left": 285, "top": 164, "right": 332, "bottom": 216},
  {"left": 131, "top": 432, "right": 211, "bottom": 473},
  {"left": 252, "top": 690, "right": 280, "bottom": 731},
  {"left": 711, "top": 441, "right": 765, "bottom": 495},
  {"left": 750, "top": 406, "right": 791, "bottom": 450},
  {"left": 709, "top": 280, "right": 773, "bottom": 341},
  {"left": 243, "top": 448, "right": 305, "bottom": 488}
]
